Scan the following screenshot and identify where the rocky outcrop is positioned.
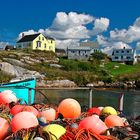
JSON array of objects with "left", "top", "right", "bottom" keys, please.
[
  {"left": 3, "top": 58, "right": 26, "bottom": 67},
  {"left": 45, "top": 80, "right": 77, "bottom": 87},
  {"left": 0, "top": 62, "right": 44, "bottom": 79},
  {"left": 86, "top": 81, "right": 105, "bottom": 87},
  {"left": 86, "top": 81, "right": 136, "bottom": 89}
]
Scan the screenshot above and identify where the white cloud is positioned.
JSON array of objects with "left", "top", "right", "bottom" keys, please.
[
  {"left": 89, "top": 18, "right": 109, "bottom": 36},
  {"left": 51, "top": 12, "right": 94, "bottom": 31},
  {"left": 56, "top": 39, "right": 79, "bottom": 50},
  {"left": 110, "top": 17, "right": 140, "bottom": 43},
  {"left": 45, "top": 12, "right": 94, "bottom": 40},
  {"left": 97, "top": 35, "right": 110, "bottom": 46}
]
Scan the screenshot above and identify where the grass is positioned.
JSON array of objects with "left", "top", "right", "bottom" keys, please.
[{"left": 104, "top": 62, "right": 140, "bottom": 77}]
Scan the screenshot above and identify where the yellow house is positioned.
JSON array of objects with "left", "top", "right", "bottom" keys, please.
[{"left": 16, "top": 33, "right": 55, "bottom": 52}]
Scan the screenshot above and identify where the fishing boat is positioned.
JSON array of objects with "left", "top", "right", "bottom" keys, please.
[{"left": 0, "top": 78, "right": 36, "bottom": 104}]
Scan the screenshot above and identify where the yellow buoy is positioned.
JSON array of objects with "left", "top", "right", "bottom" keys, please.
[
  {"left": 42, "top": 124, "right": 66, "bottom": 140},
  {"left": 101, "top": 106, "right": 117, "bottom": 116}
]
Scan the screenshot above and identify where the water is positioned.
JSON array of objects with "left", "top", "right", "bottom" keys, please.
[{"left": 35, "top": 88, "right": 140, "bottom": 117}]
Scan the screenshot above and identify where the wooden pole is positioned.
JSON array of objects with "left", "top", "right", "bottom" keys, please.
[
  {"left": 118, "top": 93, "right": 124, "bottom": 112},
  {"left": 89, "top": 89, "right": 93, "bottom": 108}
]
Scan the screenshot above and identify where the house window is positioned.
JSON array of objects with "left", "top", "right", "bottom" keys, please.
[
  {"left": 44, "top": 43, "right": 46, "bottom": 48},
  {"left": 121, "top": 56, "right": 123, "bottom": 59},
  {"left": 127, "top": 50, "right": 130, "bottom": 53},
  {"left": 51, "top": 40, "right": 53, "bottom": 43},
  {"left": 79, "top": 51, "right": 80, "bottom": 55},
  {"left": 127, "top": 56, "right": 131, "bottom": 59},
  {"left": 49, "top": 46, "right": 51, "bottom": 50},
  {"left": 38, "top": 37, "right": 40, "bottom": 40},
  {"left": 116, "top": 51, "right": 119, "bottom": 53},
  {"left": 115, "top": 56, "right": 118, "bottom": 59},
  {"left": 122, "top": 50, "right": 124, "bottom": 53},
  {"left": 36, "top": 41, "right": 41, "bottom": 48},
  {"left": 42, "top": 37, "right": 44, "bottom": 41}
]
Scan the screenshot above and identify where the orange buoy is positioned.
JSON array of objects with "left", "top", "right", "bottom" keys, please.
[
  {"left": 11, "top": 111, "right": 39, "bottom": 132},
  {"left": 22, "top": 106, "right": 39, "bottom": 117},
  {"left": 0, "top": 117, "right": 10, "bottom": 140},
  {"left": 40, "top": 108, "right": 56, "bottom": 121},
  {"left": 10, "top": 105, "right": 25, "bottom": 115},
  {"left": 0, "top": 90, "right": 18, "bottom": 105},
  {"left": 88, "top": 107, "right": 101, "bottom": 115},
  {"left": 104, "top": 115, "right": 124, "bottom": 128},
  {"left": 78, "top": 116, "right": 107, "bottom": 134},
  {"left": 58, "top": 98, "right": 81, "bottom": 119}
]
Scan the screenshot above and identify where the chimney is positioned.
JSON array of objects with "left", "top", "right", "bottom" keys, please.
[{"left": 22, "top": 33, "right": 24, "bottom": 38}]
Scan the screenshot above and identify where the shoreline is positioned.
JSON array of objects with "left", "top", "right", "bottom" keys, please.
[{"left": 36, "top": 86, "right": 139, "bottom": 91}]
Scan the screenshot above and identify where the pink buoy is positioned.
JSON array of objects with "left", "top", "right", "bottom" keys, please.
[
  {"left": 0, "top": 90, "right": 18, "bottom": 105},
  {"left": 11, "top": 111, "right": 39, "bottom": 132},
  {"left": 78, "top": 116, "right": 107, "bottom": 134},
  {"left": 22, "top": 106, "right": 39, "bottom": 117},
  {"left": 58, "top": 98, "right": 81, "bottom": 119},
  {"left": 40, "top": 108, "right": 56, "bottom": 121},
  {"left": 10, "top": 105, "right": 25, "bottom": 115},
  {"left": 104, "top": 115, "right": 124, "bottom": 128},
  {"left": 0, "top": 117, "right": 10, "bottom": 140}
]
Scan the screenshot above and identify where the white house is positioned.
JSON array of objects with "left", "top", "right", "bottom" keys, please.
[
  {"left": 112, "top": 47, "right": 137, "bottom": 64},
  {"left": 67, "top": 45, "right": 99, "bottom": 60}
]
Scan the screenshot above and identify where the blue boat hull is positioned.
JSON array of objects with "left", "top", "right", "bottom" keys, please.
[{"left": 0, "top": 78, "right": 36, "bottom": 104}]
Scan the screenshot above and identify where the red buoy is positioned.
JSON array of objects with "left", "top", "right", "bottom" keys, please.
[
  {"left": 22, "top": 106, "right": 39, "bottom": 117},
  {"left": 0, "top": 117, "right": 10, "bottom": 140},
  {"left": 11, "top": 111, "right": 39, "bottom": 132},
  {"left": 78, "top": 116, "right": 107, "bottom": 134},
  {"left": 10, "top": 105, "right": 25, "bottom": 115}
]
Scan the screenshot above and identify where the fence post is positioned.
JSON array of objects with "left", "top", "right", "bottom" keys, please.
[
  {"left": 118, "top": 93, "right": 124, "bottom": 113},
  {"left": 28, "top": 88, "right": 32, "bottom": 105},
  {"left": 89, "top": 89, "right": 93, "bottom": 108}
]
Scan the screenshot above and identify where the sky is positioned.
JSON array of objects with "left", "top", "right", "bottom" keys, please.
[{"left": 1, "top": 0, "right": 140, "bottom": 54}]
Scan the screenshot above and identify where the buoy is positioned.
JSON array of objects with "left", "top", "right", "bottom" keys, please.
[
  {"left": 104, "top": 115, "right": 124, "bottom": 127},
  {"left": 0, "top": 90, "right": 18, "bottom": 105},
  {"left": 101, "top": 106, "right": 117, "bottom": 116},
  {"left": 0, "top": 117, "right": 10, "bottom": 140},
  {"left": 10, "top": 105, "right": 25, "bottom": 115},
  {"left": 11, "top": 111, "right": 39, "bottom": 132},
  {"left": 88, "top": 107, "right": 101, "bottom": 115},
  {"left": 34, "top": 137, "right": 44, "bottom": 140},
  {"left": 22, "top": 106, "right": 39, "bottom": 117},
  {"left": 58, "top": 98, "right": 81, "bottom": 118},
  {"left": 98, "top": 106, "right": 104, "bottom": 111},
  {"left": 40, "top": 108, "right": 56, "bottom": 121},
  {"left": 78, "top": 116, "right": 107, "bottom": 134},
  {"left": 42, "top": 124, "right": 66, "bottom": 140}
]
